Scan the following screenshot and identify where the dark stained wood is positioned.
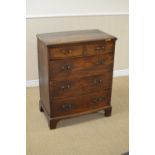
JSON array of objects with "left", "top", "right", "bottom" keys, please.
[
  {"left": 36, "top": 29, "right": 117, "bottom": 46},
  {"left": 49, "top": 44, "right": 83, "bottom": 59},
  {"left": 37, "top": 29, "right": 117, "bottom": 129},
  {"left": 48, "top": 119, "right": 59, "bottom": 129},
  {"left": 39, "top": 100, "right": 44, "bottom": 112},
  {"left": 37, "top": 39, "right": 50, "bottom": 115},
  {"left": 49, "top": 52, "right": 114, "bottom": 81},
  {"left": 41, "top": 100, "right": 111, "bottom": 129},
  {"left": 104, "top": 106, "right": 112, "bottom": 117},
  {"left": 50, "top": 73, "right": 112, "bottom": 99},
  {"left": 85, "top": 40, "right": 114, "bottom": 56},
  {"left": 48, "top": 40, "right": 115, "bottom": 60},
  {"left": 51, "top": 90, "right": 110, "bottom": 117}
]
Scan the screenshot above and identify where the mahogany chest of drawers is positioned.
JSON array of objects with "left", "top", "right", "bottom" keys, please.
[{"left": 37, "top": 29, "right": 117, "bottom": 129}]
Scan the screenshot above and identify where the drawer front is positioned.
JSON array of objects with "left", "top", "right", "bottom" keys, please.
[
  {"left": 49, "top": 44, "right": 83, "bottom": 59},
  {"left": 85, "top": 40, "right": 114, "bottom": 56},
  {"left": 51, "top": 91, "right": 110, "bottom": 117},
  {"left": 50, "top": 73, "right": 112, "bottom": 99},
  {"left": 49, "top": 52, "right": 114, "bottom": 81},
  {"left": 49, "top": 41, "right": 115, "bottom": 59}
]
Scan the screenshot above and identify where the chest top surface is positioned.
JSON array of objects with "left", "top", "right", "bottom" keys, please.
[{"left": 36, "top": 29, "right": 117, "bottom": 46}]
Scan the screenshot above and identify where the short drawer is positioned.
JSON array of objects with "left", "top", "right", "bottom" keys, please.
[
  {"left": 49, "top": 44, "right": 83, "bottom": 59},
  {"left": 49, "top": 53, "right": 114, "bottom": 81},
  {"left": 51, "top": 91, "right": 110, "bottom": 117},
  {"left": 50, "top": 73, "right": 112, "bottom": 99},
  {"left": 85, "top": 40, "right": 114, "bottom": 56}
]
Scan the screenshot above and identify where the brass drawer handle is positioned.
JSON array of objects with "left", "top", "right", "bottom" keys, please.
[
  {"left": 93, "top": 79, "right": 102, "bottom": 85},
  {"left": 60, "top": 104, "right": 74, "bottom": 112},
  {"left": 61, "top": 84, "right": 71, "bottom": 90},
  {"left": 61, "top": 64, "right": 72, "bottom": 71},
  {"left": 61, "top": 49, "right": 72, "bottom": 55}
]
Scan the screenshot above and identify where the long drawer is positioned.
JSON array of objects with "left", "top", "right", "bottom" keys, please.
[
  {"left": 51, "top": 90, "right": 111, "bottom": 117},
  {"left": 50, "top": 73, "right": 112, "bottom": 99},
  {"left": 49, "top": 52, "right": 114, "bottom": 81}
]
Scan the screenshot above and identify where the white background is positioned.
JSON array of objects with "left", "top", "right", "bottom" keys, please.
[
  {"left": 0, "top": 0, "right": 155, "bottom": 155},
  {"left": 27, "top": 0, "right": 129, "bottom": 17}
]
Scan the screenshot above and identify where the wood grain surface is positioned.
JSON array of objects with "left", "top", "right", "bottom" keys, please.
[{"left": 37, "top": 29, "right": 117, "bottom": 129}]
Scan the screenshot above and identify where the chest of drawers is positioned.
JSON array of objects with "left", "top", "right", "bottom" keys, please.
[{"left": 37, "top": 29, "right": 117, "bottom": 129}]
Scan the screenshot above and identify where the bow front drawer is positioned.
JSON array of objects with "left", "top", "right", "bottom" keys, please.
[{"left": 51, "top": 91, "right": 110, "bottom": 117}]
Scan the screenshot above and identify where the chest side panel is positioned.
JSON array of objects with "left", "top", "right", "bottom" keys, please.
[{"left": 38, "top": 39, "right": 50, "bottom": 115}]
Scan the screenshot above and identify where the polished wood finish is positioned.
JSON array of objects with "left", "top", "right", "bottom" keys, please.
[
  {"left": 49, "top": 44, "right": 83, "bottom": 59},
  {"left": 49, "top": 53, "right": 114, "bottom": 81},
  {"left": 104, "top": 107, "right": 112, "bottom": 117},
  {"left": 37, "top": 39, "right": 51, "bottom": 115},
  {"left": 36, "top": 29, "right": 117, "bottom": 46},
  {"left": 51, "top": 90, "right": 110, "bottom": 117},
  {"left": 48, "top": 40, "right": 114, "bottom": 59},
  {"left": 50, "top": 74, "right": 112, "bottom": 99},
  {"left": 37, "top": 29, "right": 117, "bottom": 129}
]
